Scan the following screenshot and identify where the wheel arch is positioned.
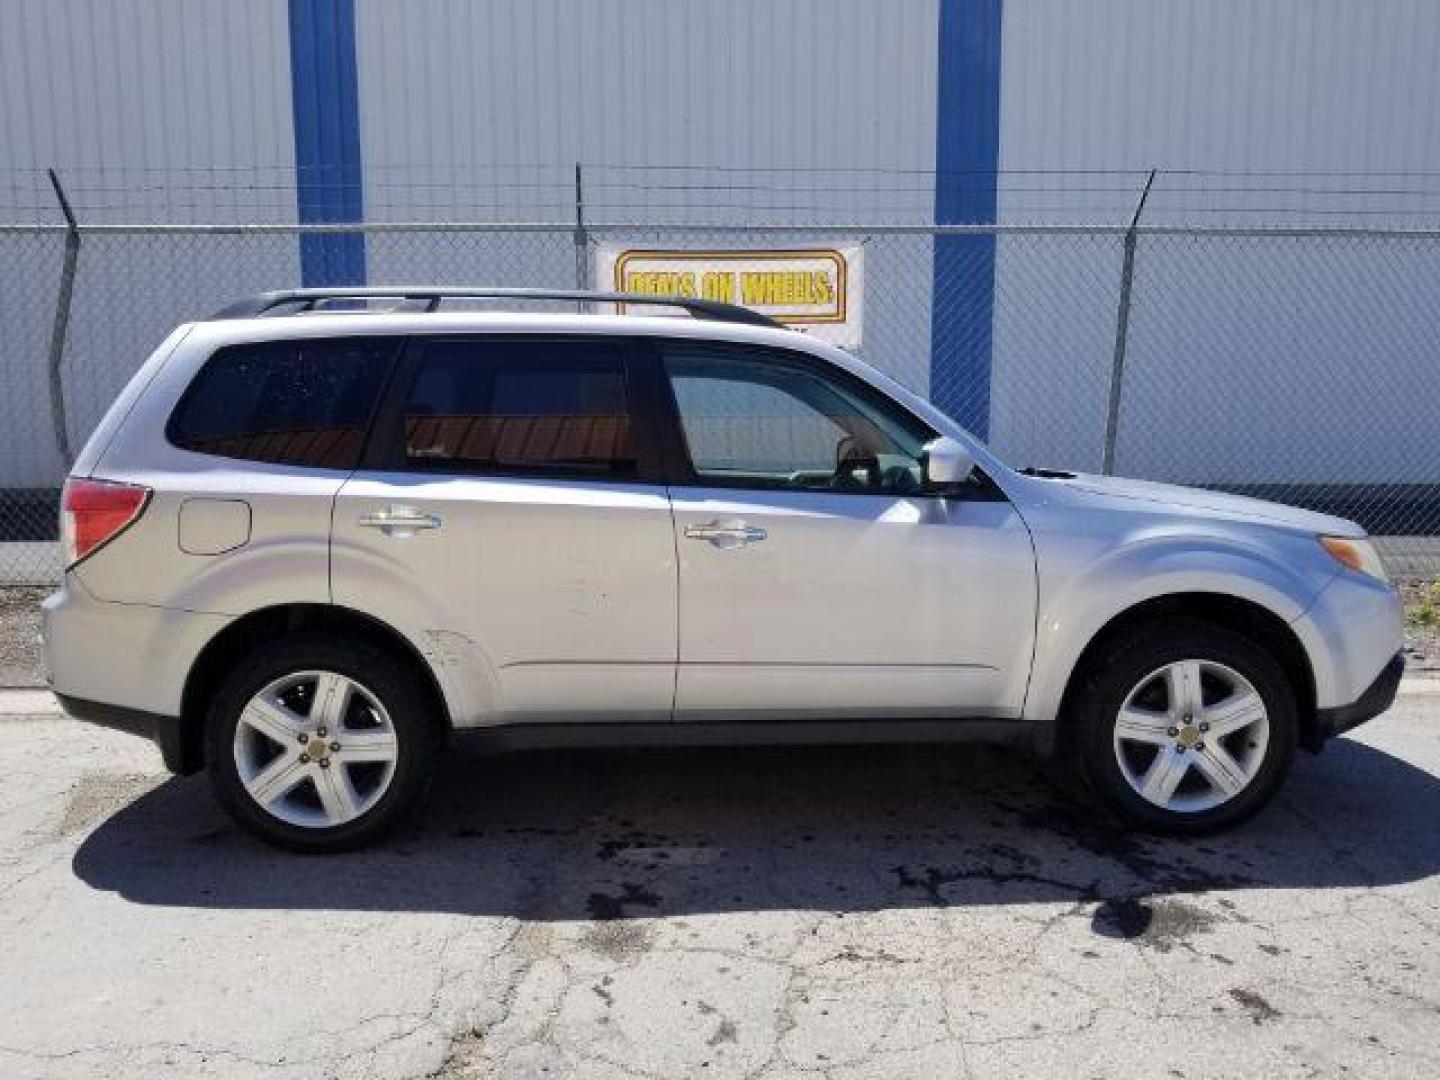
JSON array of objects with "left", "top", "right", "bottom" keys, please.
[
  {"left": 1037, "top": 592, "right": 1318, "bottom": 757},
  {"left": 176, "top": 603, "right": 452, "bottom": 773}
]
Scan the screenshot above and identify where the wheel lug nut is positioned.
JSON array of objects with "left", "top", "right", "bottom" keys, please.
[
  {"left": 299, "top": 753, "right": 310, "bottom": 763},
  {"left": 319, "top": 759, "right": 331, "bottom": 769},
  {"left": 1199, "top": 722, "right": 1210, "bottom": 733},
  {"left": 1195, "top": 741, "right": 1206, "bottom": 751},
  {"left": 298, "top": 733, "right": 309, "bottom": 744},
  {"left": 317, "top": 727, "right": 327, "bottom": 737},
  {"left": 1166, "top": 727, "right": 1178, "bottom": 737},
  {"left": 330, "top": 742, "right": 341, "bottom": 753}
]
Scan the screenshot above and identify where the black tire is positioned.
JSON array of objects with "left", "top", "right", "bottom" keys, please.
[
  {"left": 1068, "top": 617, "right": 1298, "bottom": 834},
  {"left": 206, "top": 633, "right": 440, "bottom": 853}
]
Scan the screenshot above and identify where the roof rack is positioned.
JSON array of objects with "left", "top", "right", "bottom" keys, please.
[{"left": 210, "top": 287, "right": 783, "bottom": 328}]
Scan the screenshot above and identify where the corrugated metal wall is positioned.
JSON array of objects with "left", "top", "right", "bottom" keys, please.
[
  {"left": 351, "top": 0, "right": 944, "bottom": 397},
  {"left": 0, "top": 0, "right": 299, "bottom": 487},
  {"left": 1002, "top": 1, "right": 1440, "bottom": 170},
  {"left": 989, "top": 0, "right": 1440, "bottom": 482},
  {"left": 1, "top": 0, "right": 1438, "bottom": 490},
  {"left": 8, "top": 0, "right": 1437, "bottom": 224},
  {"left": 354, "top": 0, "right": 940, "bottom": 224},
  {"left": 0, "top": 0, "right": 297, "bottom": 225}
]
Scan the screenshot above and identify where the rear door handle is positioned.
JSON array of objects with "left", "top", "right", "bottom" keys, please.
[
  {"left": 358, "top": 506, "right": 442, "bottom": 537},
  {"left": 684, "top": 520, "right": 767, "bottom": 548}
]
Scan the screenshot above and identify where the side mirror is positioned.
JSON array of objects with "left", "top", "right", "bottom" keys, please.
[{"left": 922, "top": 436, "right": 976, "bottom": 487}]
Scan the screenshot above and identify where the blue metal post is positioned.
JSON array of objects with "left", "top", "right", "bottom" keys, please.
[
  {"left": 930, "top": 0, "right": 1003, "bottom": 437},
  {"left": 288, "top": 0, "right": 366, "bottom": 285}
]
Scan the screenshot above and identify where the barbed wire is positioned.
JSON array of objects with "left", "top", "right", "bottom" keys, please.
[{"left": 9, "top": 166, "right": 1440, "bottom": 229}]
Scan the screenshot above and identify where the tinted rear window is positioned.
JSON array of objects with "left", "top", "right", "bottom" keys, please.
[
  {"left": 168, "top": 338, "right": 393, "bottom": 469},
  {"left": 400, "top": 339, "right": 636, "bottom": 478}
]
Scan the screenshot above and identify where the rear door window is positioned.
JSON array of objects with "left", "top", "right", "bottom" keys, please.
[
  {"left": 398, "top": 338, "right": 638, "bottom": 479},
  {"left": 168, "top": 338, "right": 394, "bottom": 469}
]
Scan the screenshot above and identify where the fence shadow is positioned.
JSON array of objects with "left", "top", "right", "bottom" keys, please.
[{"left": 72, "top": 736, "right": 1440, "bottom": 923}]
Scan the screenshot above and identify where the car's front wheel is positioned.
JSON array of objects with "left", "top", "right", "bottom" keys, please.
[
  {"left": 1071, "top": 618, "right": 1298, "bottom": 832},
  {"left": 206, "top": 635, "right": 439, "bottom": 852}
]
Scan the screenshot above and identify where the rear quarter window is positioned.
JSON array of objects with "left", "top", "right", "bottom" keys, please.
[{"left": 167, "top": 338, "right": 394, "bottom": 469}]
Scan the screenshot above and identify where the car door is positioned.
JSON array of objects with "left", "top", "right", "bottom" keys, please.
[
  {"left": 332, "top": 334, "right": 677, "bottom": 725},
  {"left": 655, "top": 340, "right": 1036, "bottom": 722}
]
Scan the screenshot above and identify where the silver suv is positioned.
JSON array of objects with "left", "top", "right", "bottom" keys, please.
[{"left": 43, "top": 287, "right": 1404, "bottom": 851}]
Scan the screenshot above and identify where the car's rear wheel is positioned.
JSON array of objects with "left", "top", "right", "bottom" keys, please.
[
  {"left": 1071, "top": 618, "right": 1298, "bottom": 832},
  {"left": 206, "top": 636, "right": 439, "bottom": 852}
]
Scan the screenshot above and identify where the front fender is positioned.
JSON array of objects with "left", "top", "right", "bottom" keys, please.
[{"left": 1021, "top": 530, "right": 1337, "bottom": 745}]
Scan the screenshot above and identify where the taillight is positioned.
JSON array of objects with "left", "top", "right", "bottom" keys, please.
[{"left": 60, "top": 477, "right": 151, "bottom": 568}]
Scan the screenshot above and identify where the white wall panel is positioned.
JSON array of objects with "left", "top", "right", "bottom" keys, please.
[
  {"left": 0, "top": 0, "right": 297, "bottom": 225},
  {"left": 3, "top": 0, "right": 1437, "bottom": 492},
  {"left": 354, "top": 0, "right": 941, "bottom": 224},
  {"left": 0, "top": 0, "right": 300, "bottom": 486},
  {"left": 354, "top": 0, "right": 944, "bottom": 394},
  {"left": 991, "top": 0, "right": 1440, "bottom": 482},
  {"left": 998, "top": 0, "right": 1440, "bottom": 223}
]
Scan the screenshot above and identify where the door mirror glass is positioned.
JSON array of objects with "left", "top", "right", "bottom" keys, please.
[{"left": 922, "top": 436, "right": 975, "bottom": 487}]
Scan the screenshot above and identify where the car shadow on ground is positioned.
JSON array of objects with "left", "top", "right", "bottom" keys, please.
[{"left": 72, "top": 736, "right": 1440, "bottom": 932}]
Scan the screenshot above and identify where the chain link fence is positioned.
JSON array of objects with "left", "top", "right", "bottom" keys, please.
[{"left": 1, "top": 214, "right": 1437, "bottom": 583}]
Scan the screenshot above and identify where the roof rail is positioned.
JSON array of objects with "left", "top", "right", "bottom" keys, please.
[{"left": 210, "top": 287, "right": 783, "bottom": 328}]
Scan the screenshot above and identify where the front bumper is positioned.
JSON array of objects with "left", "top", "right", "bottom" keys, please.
[
  {"left": 53, "top": 693, "right": 199, "bottom": 774},
  {"left": 1305, "top": 651, "right": 1405, "bottom": 752}
]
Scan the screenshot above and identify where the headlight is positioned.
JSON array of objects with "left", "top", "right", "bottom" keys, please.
[{"left": 1319, "top": 536, "right": 1391, "bottom": 584}]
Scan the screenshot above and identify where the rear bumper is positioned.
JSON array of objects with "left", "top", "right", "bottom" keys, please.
[
  {"left": 42, "top": 578, "right": 229, "bottom": 720},
  {"left": 53, "top": 693, "right": 199, "bottom": 774},
  {"left": 1306, "top": 652, "right": 1405, "bottom": 752}
]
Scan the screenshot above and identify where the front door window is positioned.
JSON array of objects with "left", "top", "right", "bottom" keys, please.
[{"left": 663, "top": 344, "right": 932, "bottom": 495}]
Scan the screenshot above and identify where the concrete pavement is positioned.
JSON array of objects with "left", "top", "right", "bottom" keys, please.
[{"left": 1, "top": 682, "right": 1439, "bottom": 1079}]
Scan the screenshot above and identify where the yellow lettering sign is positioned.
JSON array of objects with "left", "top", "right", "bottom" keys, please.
[{"left": 609, "top": 249, "right": 852, "bottom": 337}]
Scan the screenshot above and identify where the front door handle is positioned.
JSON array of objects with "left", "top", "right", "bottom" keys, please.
[
  {"left": 358, "top": 506, "right": 442, "bottom": 537},
  {"left": 684, "top": 519, "right": 767, "bottom": 548}
]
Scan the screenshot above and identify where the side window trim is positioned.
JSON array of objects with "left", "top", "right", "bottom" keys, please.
[
  {"left": 359, "top": 334, "right": 420, "bottom": 473},
  {"left": 353, "top": 334, "right": 412, "bottom": 471},
  {"left": 358, "top": 333, "right": 667, "bottom": 486}
]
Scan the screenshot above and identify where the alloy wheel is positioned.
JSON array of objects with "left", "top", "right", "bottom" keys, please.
[
  {"left": 1111, "top": 659, "right": 1270, "bottom": 813},
  {"left": 232, "top": 670, "right": 400, "bottom": 828}
]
